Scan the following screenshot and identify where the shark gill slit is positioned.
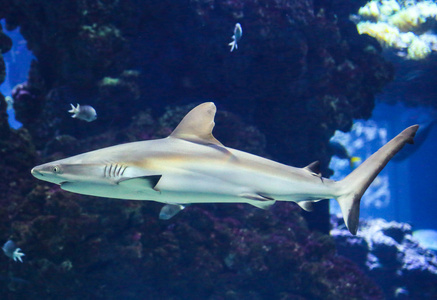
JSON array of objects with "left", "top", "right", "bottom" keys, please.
[
  {"left": 115, "top": 164, "right": 123, "bottom": 177},
  {"left": 105, "top": 163, "right": 126, "bottom": 178}
]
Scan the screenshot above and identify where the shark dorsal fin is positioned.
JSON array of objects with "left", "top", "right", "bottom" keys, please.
[{"left": 170, "top": 102, "right": 223, "bottom": 146}]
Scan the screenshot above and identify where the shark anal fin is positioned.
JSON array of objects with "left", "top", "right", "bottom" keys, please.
[
  {"left": 159, "top": 204, "right": 186, "bottom": 220},
  {"left": 297, "top": 201, "right": 314, "bottom": 212},
  {"left": 118, "top": 175, "right": 162, "bottom": 190}
]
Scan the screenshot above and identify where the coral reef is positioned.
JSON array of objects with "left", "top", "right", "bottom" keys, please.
[
  {"left": 356, "top": 0, "right": 437, "bottom": 59},
  {"left": 0, "top": 0, "right": 395, "bottom": 237},
  {"left": 331, "top": 215, "right": 437, "bottom": 299},
  {"left": 0, "top": 0, "right": 397, "bottom": 297},
  {"left": 0, "top": 96, "right": 36, "bottom": 199}
]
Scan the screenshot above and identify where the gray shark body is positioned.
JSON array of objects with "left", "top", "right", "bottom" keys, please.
[{"left": 31, "top": 103, "right": 419, "bottom": 235}]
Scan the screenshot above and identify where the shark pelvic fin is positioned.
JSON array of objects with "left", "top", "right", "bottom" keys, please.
[
  {"left": 118, "top": 175, "right": 162, "bottom": 190},
  {"left": 159, "top": 204, "right": 186, "bottom": 220},
  {"left": 240, "top": 193, "right": 276, "bottom": 209},
  {"left": 169, "top": 102, "right": 224, "bottom": 146}
]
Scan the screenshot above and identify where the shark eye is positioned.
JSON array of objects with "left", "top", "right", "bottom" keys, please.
[{"left": 52, "top": 166, "right": 61, "bottom": 173}]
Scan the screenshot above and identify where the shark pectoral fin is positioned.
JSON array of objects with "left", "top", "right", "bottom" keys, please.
[
  {"left": 240, "top": 193, "right": 276, "bottom": 210},
  {"left": 297, "top": 201, "right": 314, "bottom": 212},
  {"left": 159, "top": 204, "right": 187, "bottom": 220},
  {"left": 169, "top": 102, "right": 224, "bottom": 146},
  {"left": 118, "top": 175, "right": 162, "bottom": 190}
]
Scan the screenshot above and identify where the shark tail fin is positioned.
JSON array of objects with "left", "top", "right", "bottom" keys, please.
[{"left": 335, "top": 125, "right": 419, "bottom": 235}]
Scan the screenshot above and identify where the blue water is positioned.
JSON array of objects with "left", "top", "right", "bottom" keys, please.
[
  {"left": 408, "top": 125, "right": 437, "bottom": 229},
  {"left": 0, "top": 19, "right": 33, "bottom": 129}
]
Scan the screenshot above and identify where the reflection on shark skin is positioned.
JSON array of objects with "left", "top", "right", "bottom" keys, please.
[{"left": 31, "top": 102, "right": 418, "bottom": 235}]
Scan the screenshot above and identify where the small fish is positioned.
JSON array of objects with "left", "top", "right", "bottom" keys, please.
[
  {"left": 228, "top": 23, "right": 242, "bottom": 52},
  {"left": 2, "top": 240, "right": 25, "bottom": 263},
  {"left": 159, "top": 204, "right": 186, "bottom": 220},
  {"left": 329, "top": 141, "right": 361, "bottom": 169},
  {"left": 68, "top": 103, "right": 97, "bottom": 122},
  {"left": 349, "top": 156, "right": 362, "bottom": 169}
]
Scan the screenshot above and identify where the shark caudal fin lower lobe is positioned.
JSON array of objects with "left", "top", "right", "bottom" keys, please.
[{"left": 335, "top": 125, "right": 419, "bottom": 235}]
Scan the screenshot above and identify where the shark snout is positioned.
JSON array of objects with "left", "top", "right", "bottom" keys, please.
[{"left": 31, "top": 167, "right": 43, "bottom": 178}]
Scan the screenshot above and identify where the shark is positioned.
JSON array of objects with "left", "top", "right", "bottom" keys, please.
[{"left": 31, "top": 102, "right": 419, "bottom": 235}]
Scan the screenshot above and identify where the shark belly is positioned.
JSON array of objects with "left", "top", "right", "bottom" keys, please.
[
  {"left": 60, "top": 171, "right": 245, "bottom": 204},
  {"left": 60, "top": 160, "right": 337, "bottom": 205}
]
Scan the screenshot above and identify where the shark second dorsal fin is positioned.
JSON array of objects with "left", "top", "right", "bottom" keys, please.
[
  {"left": 170, "top": 102, "right": 224, "bottom": 146},
  {"left": 303, "top": 161, "right": 321, "bottom": 176}
]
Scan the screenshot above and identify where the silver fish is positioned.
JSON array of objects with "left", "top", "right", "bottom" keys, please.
[
  {"left": 159, "top": 204, "right": 186, "bottom": 220},
  {"left": 229, "top": 23, "right": 242, "bottom": 52},
  {"left": 2, "top": 240, "right": 25, "bottom": 263},
  {"left": 68, "top": 103, "right": 97, "bottom": 122}
]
